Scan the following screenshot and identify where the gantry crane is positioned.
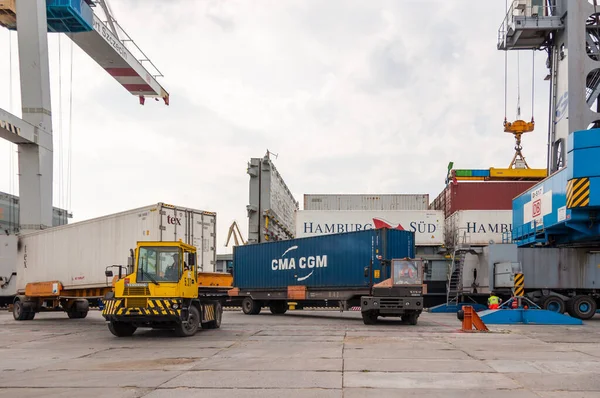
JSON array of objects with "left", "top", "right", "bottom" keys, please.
[
  {"left": 225, "top": 221, "right": 247, "bottom": 247},
  {"left": 0, "top": 0, "right": 168, "bottom": 233}
]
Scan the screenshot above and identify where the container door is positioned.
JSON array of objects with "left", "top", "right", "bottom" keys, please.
[
  {"left": 160, "top": 205, "right": 187, "bottom": 242},
  {"left": 191, "top": 213, "right": 216, "bottom": 272}
]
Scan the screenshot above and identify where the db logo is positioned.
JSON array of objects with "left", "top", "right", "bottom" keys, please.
[{"left": 532, "top": 199, "right": 542, "bottom": 217}]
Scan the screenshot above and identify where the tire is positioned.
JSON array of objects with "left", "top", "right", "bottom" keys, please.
[
  {"left": 67, "top": 310, "right": 88, "bottom": 319},
  {"left": 403, "top": 312, "right": 419, "bottom": 325},
  {"left": 541, "top": 296, "right": 566, "bottom": 314},
  {"left": 108, "top": 321, "right": 137, "bottom": 337},
  {"left": 568, "top": 295, "right": 597, "bottom": 320},
  {"left": 269, "top": 301, "right": 287, "bottom": 315},
  {"left": 242, "top": 297, "right": 261, "bottom": 315},
  {"left": 362, "top": 310, "right": 378, "bottom": 325},
  {"left": 457, "top": 309, "right": 465, "bottom": 321},
  {"left": 26, "top": 312, "right": 36, "bottom": 320},
  {"left": 174, "top": 305, "right": 200, "bottom": 337},
  {"left": 13, "top": 300, "right": 29, "bottom": 321},
  {"left": 203, "top": 302, "right": 222, "bottom": 329}
]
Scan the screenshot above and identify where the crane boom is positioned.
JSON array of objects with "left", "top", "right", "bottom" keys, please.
[{"left": 67, "top": 13, "right": 169, "bottom": 104}]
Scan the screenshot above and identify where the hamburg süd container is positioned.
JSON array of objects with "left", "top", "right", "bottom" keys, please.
[
  {"left": 233, "top": 228, "right": 415, "bottom": 290},
  {"left": 16, "top": 203, "right": 216, "bottom": 291},
  {"left": 295, "top": 210, "right": 443, "bottom": 246},
  {"left": 445, "top": 210, "right": 512, "bottom": 246},
  {"left": 303, "top": 194, "right": 429, "bottom": 211}
]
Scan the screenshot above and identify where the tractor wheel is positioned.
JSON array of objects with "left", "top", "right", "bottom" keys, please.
[
  {"left": 174, "top": 305, "right": 200, "bottom": 337},
  {"left": 361, "top": 310, "right": 378, "bottom": 325},
  {"left": 203, "top": 302, "right": 222, "bottom": 329},
  {"left": 108, "top": 321, "right": 137, "bottom": 337}
]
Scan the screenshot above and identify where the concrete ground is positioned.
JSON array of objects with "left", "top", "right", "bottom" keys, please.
[{"left": 0, "top": 309, "right": 600, "bottom": 397}]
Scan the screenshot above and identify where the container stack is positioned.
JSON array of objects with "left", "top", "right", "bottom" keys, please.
[
  {"left": 429, "top": 181, "right": 538, "bottom": 247},
  {"left": 429, "top": 179, "right": 541, "bottom": 298}
]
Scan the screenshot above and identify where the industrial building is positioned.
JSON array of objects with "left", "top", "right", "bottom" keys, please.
[{"left": 0, "top": 191, "right": 72, "bottom": 234}]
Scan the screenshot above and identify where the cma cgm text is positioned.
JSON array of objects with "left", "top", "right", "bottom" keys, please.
[
  {"left": 302, "top": 222, "right": 436, "bottom": 234},
  {"left": 271, "top": 255, "right": 328, "bottom": 271}
]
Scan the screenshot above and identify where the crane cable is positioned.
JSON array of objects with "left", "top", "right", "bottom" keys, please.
[
  {"left": 531, "top": 50, "right": 535, "bottom": 122},
  {"left": 58, "top": 35, "right": 64, "bottom": 219},
  {"left": 503, "top": 0, "right": 508, "bottom": 124},
  {"left": 8, "top": 30, "right": 16, "bottom": 231},
  {"left": 67, "top": 40, "right": 74, "bottom": 215},
  {"left": 517, "top": 52, "right": 521, "bottom": 119}
]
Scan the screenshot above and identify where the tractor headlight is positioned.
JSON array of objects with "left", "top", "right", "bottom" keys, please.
[{"left": 172, "top": 304, "right": 179, "bottom": 309}]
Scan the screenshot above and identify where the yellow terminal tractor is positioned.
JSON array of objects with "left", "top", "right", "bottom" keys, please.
[{"left": 101, "top": 241, "right": 223, "bottom": 337}]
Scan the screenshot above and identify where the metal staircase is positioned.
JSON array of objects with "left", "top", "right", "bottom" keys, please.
[
  {"left": 445, "top": 229, "right": 480, "bottom": 308},
  {"left": 447, "top": 251, "right": 467, "bottom": 307}
]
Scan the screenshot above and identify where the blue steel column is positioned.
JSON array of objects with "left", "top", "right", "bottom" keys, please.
[{"left": 15, "top": 0, "right": 54, "bottom": 231}]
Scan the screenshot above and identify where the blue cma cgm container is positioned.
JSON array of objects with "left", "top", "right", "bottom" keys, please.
[{"left": 233, "top": 228, "right": 415, "bottom": 290}]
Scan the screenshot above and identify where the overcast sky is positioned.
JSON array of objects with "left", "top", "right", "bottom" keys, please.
[{"left": 0, "top": 1, "right": 550, "bottom": 254}]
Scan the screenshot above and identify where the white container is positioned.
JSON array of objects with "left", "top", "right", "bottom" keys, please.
[
  {"left": 295, "top": 210, "right": 444, "bottom": 246},
  {"left": 445, "top": 210, "right": 512, "bottom": 246},
  {"left": 16, "top": 203, "right": 216, "bottom": 292},
  {"left": 0, "top": 235, "right": 18, "bottom": 297},
  {"left": 303, "top": 194, "right": 429, "bottom": 211}
]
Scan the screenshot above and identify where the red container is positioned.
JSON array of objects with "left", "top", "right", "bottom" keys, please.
[{"left": 430, "top": 181, "right": 538, "bottom": 218}]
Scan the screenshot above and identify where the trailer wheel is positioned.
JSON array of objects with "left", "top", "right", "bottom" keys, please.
[
  {"left": 269, "top": 301, "right": 287, "bottom": 315},
  {"left": 361, "top": 310, "right": 378, "bottom": 325},
  {"left": 203, "top": 302, "right": 222, "bottom": 329},
  {"left": 26, "top": 312, "right": 36, "bottom": 320},
  {"left": 242, "top": 297, "right": 261, "bottom": 315},
  {"left": 67, "top": 310, "right": 88, "bottom": 319},
  {"left": 108, "top": 321, "right": 137, "bottom": 337},
  {"left": 568, "top": 295, "right": 597, "bottom": 320},
  {"left": 175, "top": 305, "right": 200, "bottom": 337},
  {"left": 13, "top": 300, "right": 30, "bottom": 321},
  {"left": 541, "top": 296, "right": 565, "bottom": 314}
]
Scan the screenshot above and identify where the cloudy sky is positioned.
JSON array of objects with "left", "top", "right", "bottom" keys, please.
[{"left": 0, "top": 1, "right": 550, "bottom": 254}]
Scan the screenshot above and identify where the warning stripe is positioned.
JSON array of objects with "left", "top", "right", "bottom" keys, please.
[
  {"left": 102, "top": 299, "right": 123, "bottom": 315},
  {"left": 514, "top": 272, "right": 525, "bottom": 297},
  {"left": 567, "top": 178, "right": 590, "bottom": 208},
  {"left": 203, "top": 304, "right": 215, "bottom": 321}
]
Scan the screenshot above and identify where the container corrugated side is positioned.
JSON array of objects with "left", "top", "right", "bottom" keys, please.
[
  {"left": 430, "top": 181, "right": 538, "bottom": 218},
  {"left": 233, "top": 229, "right": 414, "bottom": 290},
  {"left": 16, "top": 203, "right": 216, "bottom": 290},
  {"left": 303, "top": 194, "right": 429, "bottom": 211},
  {"left": 295, "top": 210, "right": 444, "bottom": 246},
  {"left": 445, "top": 210, "right": 512, "bottom": 246}
]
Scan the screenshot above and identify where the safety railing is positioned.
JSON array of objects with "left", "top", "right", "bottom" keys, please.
[
  {"left": 497, "top": 1, "right": 557, "bottom": 48},
  {"left": 511, "top": 219, "right": 544, "bottom": 245}
]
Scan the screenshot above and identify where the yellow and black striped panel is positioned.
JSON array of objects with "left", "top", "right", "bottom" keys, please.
[
  {"left": 148, "top": 299, "right": 179, "bottom": 310},
  {"left": 514, "top": 272, "right": 525, "bottom": 297},
  {"left": 567, "top": 178, "right": 590, "bottom": 208},
  {"left": 115, "top": 306, "right": 181, "bottom": 316},
  {"left": 203, "top": 304, "right": 215, "bottom": 322},
  {"left": 101, "top": 299, "right": 123, "bottom": 316}
]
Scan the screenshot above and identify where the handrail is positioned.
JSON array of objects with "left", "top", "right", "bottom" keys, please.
[{"left": 497, "top": 1, "right": 557, "bottom": 48}]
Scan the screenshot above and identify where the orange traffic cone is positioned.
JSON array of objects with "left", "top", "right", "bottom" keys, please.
[{"left": 511, "top": 298, "right": 518, "bottom": 309}]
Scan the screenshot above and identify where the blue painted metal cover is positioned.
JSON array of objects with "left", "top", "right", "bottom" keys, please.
[
  {"left": 233, "top": 228, "right": 414, "bottom": 289},
  {"left": 46, "top": 0, "right": 93, "bottom": 33},
  {"left": 512, "top": 129, "right": 600, "bottom": 246}
]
